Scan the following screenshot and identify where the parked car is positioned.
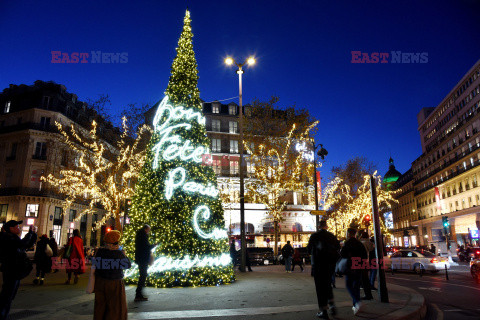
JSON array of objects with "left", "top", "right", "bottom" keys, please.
[
  {"left": 470, "top": 258, "right": 480, "bottom": 283},
  {"left": 246, "top": 247, "right": 274, "bottom": 265},
  {"left": 390, "top": 249, "right": 450, "bottom": 273}
]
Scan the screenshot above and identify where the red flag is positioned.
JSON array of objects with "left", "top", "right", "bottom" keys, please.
[{"left": 435, "top": 187, "right": 442, "bottom": 210}]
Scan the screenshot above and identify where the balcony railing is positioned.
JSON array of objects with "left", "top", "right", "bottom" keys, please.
[
  {"left": 415, "top": 158, "right": 480, "bottom": 196},
  {"left": 0, "top": 122, "right": 58, "bottom": 135},
  {"left": 414, "top": 142, "right": 480, "bottom": 186}
]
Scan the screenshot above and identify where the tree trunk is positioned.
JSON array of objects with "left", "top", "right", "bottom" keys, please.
[{"left": 274, "top": 220, "right": 279, "bottom": 257}]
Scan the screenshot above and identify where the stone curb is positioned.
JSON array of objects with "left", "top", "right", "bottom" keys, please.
[{"left": 376, "top": 285, "right": 427, "bottom": 320}]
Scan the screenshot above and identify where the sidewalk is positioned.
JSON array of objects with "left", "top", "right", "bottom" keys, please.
[{"left": 6, "top": 265, "right": 426, "bottom": 320}]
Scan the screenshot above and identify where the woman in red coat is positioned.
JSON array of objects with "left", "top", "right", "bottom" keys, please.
[{"left": 65, "top": 229, "right": 85, "bottom": 284}]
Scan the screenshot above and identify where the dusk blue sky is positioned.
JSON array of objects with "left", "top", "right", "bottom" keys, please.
[{"left": 1, "top": 0, "right": 480, "bottom": 182}]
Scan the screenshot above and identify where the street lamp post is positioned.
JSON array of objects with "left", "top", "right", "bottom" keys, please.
[
  {"left": 225, "top": 56, "right": 255, "bottom": 272},
  {"left": 311, "top": 142, "right": 328, "bottom": 231}
]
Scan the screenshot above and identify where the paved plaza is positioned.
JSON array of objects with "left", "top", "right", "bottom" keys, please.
[{"left": 4, "top": 265, "right": 425, "bottom": 320}]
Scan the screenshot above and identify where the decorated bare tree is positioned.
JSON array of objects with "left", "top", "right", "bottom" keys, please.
[{"left": 43, "top": 117, "right": 150, "bottom": 231}]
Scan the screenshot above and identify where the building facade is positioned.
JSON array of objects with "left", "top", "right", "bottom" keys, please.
[
  {"left": 392, "top": 59, "right": 480, "bottom": 253},
  {"left": 0, "top": 81, "right": 116, "bottom": 247}
]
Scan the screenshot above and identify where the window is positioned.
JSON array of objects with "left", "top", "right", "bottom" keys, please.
[
  {"left": 212, "top": 119, "right": 221, "bottom": 132},
  {"left": 40, "top": 117, "right": 51, "bottom": 129},
  {"left": 34, "top": 142, "right": 47, "bottom": 159},
  {"left": 212, "top": 104, "right": 220, "bottom": 113},
  {"left": 53, "top": 225, "right": 61, "bottom": 245},
  {"left": 42, "top": 96, "right": 50, "bottom": 108},
  {"left": 230, "top": 140, "right": 238, "bottom": 153},
  {"left": 230, "top": 160, "right": 239, "bottom": 175},
  {"left": 26, "top": 204, "right": 39, "bottom": 217},
  {"left": 69, "top": 209, "right": 76, "bottom": 222},
  {"left": 61, "top": 149, "right": 68, "bottom": 166},
  {"left": 212, "top": 159, "right": 222, "bottom": 175},
  {"left": 7, "top": 143, "right": 17, "bottom": 160},
  {"left": 53, "top": 207, "right": 63, "bottom": 227},
  {"left": 211, "top": 139, "right": 221, "bottom": 152},
  {"left": 229, "top": 121, "right": 238, "bottom": 134},
  {"left": 0, "top": 204, "right": 7, "bottom": 220},
  {"left": 228, "top": 105, "right": 237, "bottom": 115},
  {"left": 4, "top": 101, "right": 11, "bottom": 113}
]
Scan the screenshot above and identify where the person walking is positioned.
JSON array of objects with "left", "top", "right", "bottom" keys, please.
[
  {"left": 281, "top": 241, "right": 294, "bottom": 273},
  {"left": 430, "top": 243, "right": 437, "bottom": 255},
  {"left": 93, "top": 230, "right": 131, "bottom": 320},
  {"left": 291, "top": 248, "right": 304, "bottom": 272},
  {"left": 307, "top": 220, "right": 340, "bottom": 319},
  {"left": 64, "top": 229, "right": 85, "bottom": 284},
  {"left": 0, "top": 220, "right": 37, "bottom": 320},
  {"left": 341, "top": 228, "right": 368, "bottom": 316},
  {"left": 135, "top": 224, "right": 155, "bottom": 301},
  {"left": 229, "top": 240, "right": 237, "bottom": 266},
  {"left": 359, "top": 232, "right": 374, "bottom": 300},
  {"left": 33, "top": 234, "right": 52, "bottom": 285},
  {"left": 48, "top": 231, "right": 59, "bottom": 273}
]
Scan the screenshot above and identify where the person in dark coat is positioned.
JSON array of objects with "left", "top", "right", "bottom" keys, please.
[
  {"left": 341, "top": 228, "right": 368, "bottom": 316},
  {"left": 48, "top": 230, "right": 59, "bottom": 273},
  {"left": 33, "top": 234, "right": 52, "bottom": 285},
  {"left": 93, "top": 230, "right": 131, "bottom": 320},
  {"left": 281, "top": 241, "right": 294, "bottom": 273},
  {"left": 135, "top": 224, "right": 155, "bottom": 301},
  {"left": 0, "top": 220, "right": 37, "bottom": 320},
  {"left": 229, "top": 241, "right": 237, "bottom": 266},
  {"left": 307, "top": 219, "right": 340, "bottom": 319}
]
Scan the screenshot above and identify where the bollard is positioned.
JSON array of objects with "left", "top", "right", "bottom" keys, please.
[
  {"left": 420, "top": 266, "right": 423, "bottom": 277},
  {"left": 445, "top": 264, "right": 449, "bottom": 281}
]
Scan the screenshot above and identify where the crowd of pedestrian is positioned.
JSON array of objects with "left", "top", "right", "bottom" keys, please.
[{"left": 1, "top": 217, "right": 387, "bottom": 320}]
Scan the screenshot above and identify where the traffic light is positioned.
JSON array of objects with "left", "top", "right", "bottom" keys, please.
[
  {"left": 442, "top": 216, "right": 450, "bottom": 235},
  {"left": 364, "top": 214, "right": 371, "bottom": 227},
  {"left": 442, "top": 216, "right": 450, "bottom": 228}
]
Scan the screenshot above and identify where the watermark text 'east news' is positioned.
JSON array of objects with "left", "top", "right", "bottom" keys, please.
[
  {"left": 351, "top": 51, "right": 428, "bottom": 64},
  {"left": 51, "top": 51, "right": 128, "bottom": 64}
]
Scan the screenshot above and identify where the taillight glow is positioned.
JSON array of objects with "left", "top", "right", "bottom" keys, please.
[{"left": 430, "top": 258, "right": 438, "bottom": 263}]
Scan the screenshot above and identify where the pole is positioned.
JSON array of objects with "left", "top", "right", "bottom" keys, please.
[
  {"left": 312, "top": 142, "right": 319, "bottom": 231},
  {"left": 238, "top": 67, "right": 246, "bottom": 272},
  {"left": 370, "top": 175, "right": 389, "bottom": 303}
]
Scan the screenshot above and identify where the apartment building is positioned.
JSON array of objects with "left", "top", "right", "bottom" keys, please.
[
  {"left": 392, "top": 60, "right": 480, "bottom": 252},
  {"left": 0, "top": 81, "right": 115, "bottom": 247}
]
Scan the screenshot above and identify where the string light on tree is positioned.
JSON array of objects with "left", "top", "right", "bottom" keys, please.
[{"left": 42, "top": 117, "right": 151, "bottom": 231}]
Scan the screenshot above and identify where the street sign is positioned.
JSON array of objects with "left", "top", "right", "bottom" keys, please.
[{"left": 310, "top": 210, "right": 326, "bottom": 216}]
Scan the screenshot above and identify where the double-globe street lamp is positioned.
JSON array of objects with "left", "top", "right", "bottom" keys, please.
[{"left": 224, "top": 56, "right": 255, "bottom": 272}]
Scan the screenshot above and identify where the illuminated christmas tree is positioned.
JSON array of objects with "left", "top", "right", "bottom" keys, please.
[{"left": 123, "top": 10, "right": 234, "bottom": 287}]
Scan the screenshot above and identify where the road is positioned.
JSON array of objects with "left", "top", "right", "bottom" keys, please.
[{"left": 385, "top": 262, "right": 480, "bottom": 320}]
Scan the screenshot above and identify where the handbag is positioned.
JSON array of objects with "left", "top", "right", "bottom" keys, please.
[
  {"left": 85, "top": 266, "right": 95, "bottom": 294},
  {"left": 64, "top": 244, "right": 73, "bottom": 259},
  {"left": 335, "top": 257, "right": 350, "bottom": 275},
  {"left": 45, "top": 244, "right": 53, "bottom": 257}
]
